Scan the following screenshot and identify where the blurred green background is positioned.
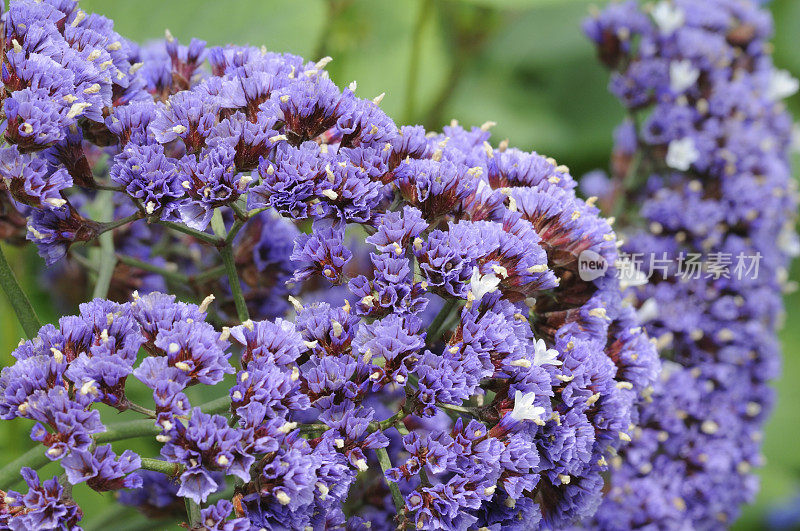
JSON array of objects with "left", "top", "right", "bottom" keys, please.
[{"left": 1, "top": 0, "right": 798, "bottom": 528}]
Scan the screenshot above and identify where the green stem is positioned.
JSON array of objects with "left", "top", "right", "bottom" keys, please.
[
  {"left": 140, "top": 457, "right": 183, "bottom": 476},
  {"left": 96, "top": 419, "right": 161, "bottom": 444},
  {"left": 93, "top": 232, "right": 116, "bottom": 300},
  {"left": 97, "top": 212, "right": 143, "bottom": 235},
  {"left": 92, "top": 183, "right": 125, "bottom": 193},
  {"left": 437, "top": 402, "right": 475, "bottom": 416},
  {"left": 0, "top": 245, "right": 41, "bottom": 338},
  {"left": 116, "top": 254, "right": 189, "bottom": 284},
  {"left": 426, "top": 298, "right": 458, "bottom": 345},
  {"left": 220, "top": 245, "right": 249, "bottom": 322},
  {"left": 404, "top": 0, "right": 432, "bottom": 122},
  {"left": 0, "top": 445, "right": 50, "bottom": 488},
  {"left": 375, "top": 447, "right": 405, "bottom": 514},
  {"left": 123, "top": 400, "right": 157, "bottom": 419},
  {"left": 610, "top": 149, "right": 644, "bottom": 219},
  {"left": 91, "top": 191, "right": 117, "bottom": 300},
  {"left": 313, "top": 0, "right": 337, "bottom": 60},
  {"left": 225, "top": 218, "right": 246, "bottom": 245},
  {"left": 209, "top": 210, "right": 248, "bottom": 321},
  {"left": 191, "top": 264, "right": 226, "bottom": 283},
  {"left": 230, "top": 201, "right": 248, "bottom": 221},
  {"left": 157, "top": 220, "right": 222, "bottom": 246},
  {"left": 198, "top": 396, "right": 232, "bottom": 416},
  {"left": 184, "top": 497, "right": 202, "bottom": 527},
  {"left": 368, "top": 410, "right": 405, "bottom": 433}
]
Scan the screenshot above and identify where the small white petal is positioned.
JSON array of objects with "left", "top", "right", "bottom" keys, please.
[
  {"left": 652, "top": 2, "right": 685, "bottom": 35},
  {"left": 669, "top": 60, "right": 699, "bottom": 93},
  {"left": 469, "top": 267, "right": 501, "bottom": 301},
  {"left": 510, "top": 390, "right": 545, "bottom": 423},
  {"left": 766, "top": 69, "right": 799, "bottom": 102},
  {"left": 532, "top": 339, "right": 562, "bottom": 367},
  {"left": 665, "top": 137, "right": 699, "bottom": 171}
]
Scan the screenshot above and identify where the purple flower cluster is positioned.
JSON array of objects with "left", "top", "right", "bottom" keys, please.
[
  {"left": 0, "top": 0, "right": 668, "bottom": 529},
  {"left": 1, "top": 468, "right": 82, "bottom": 530},
  {"left": 585, "top": 0, "right": 797, "bottom": 528}
]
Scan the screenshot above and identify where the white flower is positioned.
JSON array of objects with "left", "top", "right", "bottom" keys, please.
[
  {"left": 510, "top": 390, "right": 545, "bottom": 423},
  {"left": 766, "top": 69, "right": 799, "bottom": 102},
  {"left": 533, "top": 339, "right": 561, "bottom": 367},
  {"left": 777, "top": 224, "right": 800, "bottom": 257},
  {"left": 651, "top": 1, "right": 685, "bottom": 35},
  {"left": 469, "top": 267, "right": 501, "bottom": 301},
  {"left": 636, "top": 298, "right": 659, "bottom": 323},
  {"left": 669, "top": 60, "right": 699, "bottom": 93},
  {"left": 665, "top": 137, "right": 699, "bottom": 171}
]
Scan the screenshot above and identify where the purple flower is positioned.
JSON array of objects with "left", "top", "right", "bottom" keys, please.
[
  {"left": 395, "top": 158, "right": 477, "bottom": 221},
  {"left": 110, "top": 143, "right": 183, "bottom": 218},
  {"left": 150, "top": 90, "right": 218, "bottom": 153},
  {"left": 2, "top": 468, "right": 83, "bottom": 530},
  {"left": 0, "top": 146, "right": 71, "bottom": 209},
  {"left": 2, "top": 88, "right": 67, "bottom": 151},
  {"left": 153, "top": 320, "right": 234, "bottom": 386},
  {"left": 60, "top": 444, "right": 142, "bottom": 491},
  {"left": 586, "top": 0, "right": 797, "bottom": 527},
  {"left": 195, "top": 500, "right": 249, "bottom": 531},
  {"left": 26, "top": 204, "right": 99, "bottom": 264},
  {"left": 290, "top": 221, "right": 352, "bottom": 284},
  {"left": 365, "top": 206, "right": 428, "bottom": 253},
  {"left": 229, "top": 317, "right": 306, "bottom": 366},
  {"left": 161, "top": 408, "right": 254, "bottom": 504}
]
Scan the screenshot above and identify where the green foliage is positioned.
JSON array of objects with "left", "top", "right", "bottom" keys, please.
[{"left": 1, "top": 1, "right": 797, "bottom": 528}]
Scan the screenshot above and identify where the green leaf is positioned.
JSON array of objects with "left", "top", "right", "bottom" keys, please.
[{"left": 0, "top": 245, "right": 41, "bottom": 339}]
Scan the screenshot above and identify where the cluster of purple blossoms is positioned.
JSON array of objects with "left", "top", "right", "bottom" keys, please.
[
  {"left": 0, "top": 0, "right": 792, "bottom": 528},
  {"left": 0, "top": 0, "right": 662, "bottom": 528},
  {"left": 584, "top": 0, "right": 797, "bottom": 528}
]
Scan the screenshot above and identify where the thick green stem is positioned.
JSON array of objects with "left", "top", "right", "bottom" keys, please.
[
  {"left": 198, "top": 396, "right": 232, "bottom": 416},
  {"left": 96, "top": 419, "right": 161, "bottom": 444},
  {"left": 184, "top": 497, "right": 202, "bottom": 527},
  {"left": 140, "top": 457, "right": 183, "bottom": 476},
  {"left": 375, "top": 447, "right": 405, "bottom": 514},
  {"left": 0, "top": 445, "right": 50, "bottom": 488},
  {"left": 210, "top": 209, "right": 250, "bottom": 322},
  {"left": 225, "top": 218, "right": 246, "bottom": 245},
  {"left": 0, "top": 245, "right": 41, "bottom": 338}
]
